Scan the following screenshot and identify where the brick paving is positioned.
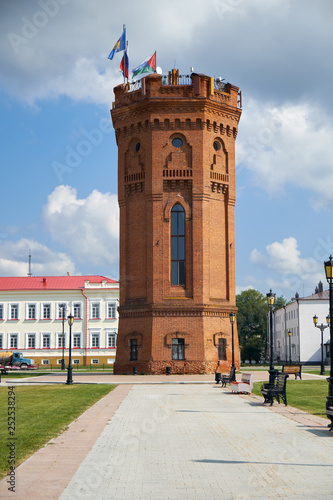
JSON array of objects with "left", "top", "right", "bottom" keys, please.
[{"left": 1, "top": 372, "right": 332, "bottom": 499}]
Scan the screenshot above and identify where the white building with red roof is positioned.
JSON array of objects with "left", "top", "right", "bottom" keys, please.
[{"left": 0, "top": 275, "right": 119, "bottom": 368}]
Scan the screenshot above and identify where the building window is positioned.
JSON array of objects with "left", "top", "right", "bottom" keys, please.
[
  {"left": 91, "top": 302, "right": 100, "bottom": 319},
  {"left": 9, "top": 334, "right": 18, "bottom": 349},
  {"left": 218, "top": 338, "right": 227, "bottom": 361},
  {"left": 171, "top": 204, "right": 185, "bottom": 286},
  {"left": 73, "top": 303, "right": 82, "bottom": 319},
  {"left": 91, "top": 333, "right": 100, "bottom": 348},
  {"left": 27, "top": 304, "right": 36, "bottom": 320},
  {"left": 172, "top": 338, "right": 185, "bottom": 360},
  {"left": 130, "top": 339, "right": 138, "bottom": 361},
  {"left": 106, "top": 302, "right": 117, "bottom": 319},
  {"left": 42, "top": 304, "right": 51, "bottom": 320},
  {"left": 27, "top": 334, "right": 36, "bottom": 349},
  {"left": 42, "top": 359, "right": 49, "bottom": 365},
  {"left": 10, "top": 304, "right": 19, "bottom": 320},
  {"left": 57, "top": 333, "right": 65, "bottom": 348},
  {"left": 73, "top": 359, "right": 80, "bottom": 364},
  {"left": 73, "top": 333, "right": 81, "bottom": 348},
  {"left": 42, "top": 334, "right": 51, "bottom": 348},
  {"left": 92, "top": 359, "right": 99, "bottom": 364},
  {"left": 0, "top": 304, "right": 3, "bottom": 320},
  {"left": 107, "top": 331, "right": 117, "bottom": 348},
  {"left": 57, "top": 303, "right": 67, "bottom": 320},
  {"left": 0, "top": 334, "right": 3, "bottom": 349}
]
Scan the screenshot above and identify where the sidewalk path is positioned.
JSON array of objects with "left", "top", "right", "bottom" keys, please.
[
  {"left": 60, "top": 384, "right": 333, "bottom": 499},
  {"left": 1, "top": 374, "right": 332, "bottom": 499}
]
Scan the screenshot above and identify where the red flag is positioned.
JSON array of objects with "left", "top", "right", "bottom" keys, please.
[{"left": 120, "top": 51, "right": 129, "bottom": 79}]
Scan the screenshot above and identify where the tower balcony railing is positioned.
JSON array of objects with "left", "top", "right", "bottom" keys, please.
[{"left": 128, "top": 75, "right": 229, "bottom": 92}]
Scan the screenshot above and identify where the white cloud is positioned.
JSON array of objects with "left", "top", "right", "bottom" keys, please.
[
  {"left": 42, "top": 185, "right": 119, "bottom": 268},
  {"left": 237, "top": 99, "right": 333, "bottom": 207},
  {"left": 0, "top": 238, "right": 75, "bottom": 276},
  {"left": 0, "top": 0, "right": 210, "bottom": 106},
  {"left": 250, "top": 236, "right": 323, "bottom": 292}
]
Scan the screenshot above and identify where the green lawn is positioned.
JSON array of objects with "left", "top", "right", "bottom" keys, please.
[
  {"left": 0, "top": 384, "right": 115, "bottom": 480},
  {"left": 252, "top": 379, "right": 329, "bottom": 418}
]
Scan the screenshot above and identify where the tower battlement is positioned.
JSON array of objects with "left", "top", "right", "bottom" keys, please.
[{"left": 113, "top": 71, "right": 241, "bottom": 111}]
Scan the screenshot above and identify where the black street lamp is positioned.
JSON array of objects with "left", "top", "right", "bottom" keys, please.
[
  {"left": 66, "top": 314, "right": 74, "bottom": 385},
  {"left": 288, "top": 330, "right": 292, "bottom": 364},
  {"left": 229, "top": 312, "right": 236, "bottom": 382},
  {"left": 267, "top": 289, "right": 276, "bottom": 385},
  {"left": 324, "top": 255, "right": 333, "bottom": 429},
  {"left": 313, "top": 314, "right": 329, "bottom": 376},
  {"left": 61, "top": 304, "right": 67, "bottom": 371}
]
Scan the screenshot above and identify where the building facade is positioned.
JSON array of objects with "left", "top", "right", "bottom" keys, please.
[
  {"left": 274, "top": 285, "right": 330, "bottom": 364},
  {"left": 0, "top": 276, "right": 119, "bottom": 367},
  {"left": 111, "top": 70, "right": 242, "bottom": 374}
]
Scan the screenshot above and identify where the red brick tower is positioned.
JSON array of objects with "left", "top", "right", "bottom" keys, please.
[{"left": 111, "top": 70, "right": 241, "bottom": 374}]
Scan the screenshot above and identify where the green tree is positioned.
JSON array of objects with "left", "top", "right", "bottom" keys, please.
[{"left": 236, "top": 289, "right": 268, "bottom": 363}]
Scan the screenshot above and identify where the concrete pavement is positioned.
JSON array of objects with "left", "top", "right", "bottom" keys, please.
[{"left": 1, "top": 372, "right": 332, "bottom": 499}]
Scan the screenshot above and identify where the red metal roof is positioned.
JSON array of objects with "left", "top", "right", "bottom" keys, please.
[{"left": 0, "top": 276, "right": 118, "bottom": 291}]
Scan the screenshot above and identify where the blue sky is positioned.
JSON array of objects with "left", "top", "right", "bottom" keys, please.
[{"left": 1, "top": 0, "right": 333, "bottom": 302}]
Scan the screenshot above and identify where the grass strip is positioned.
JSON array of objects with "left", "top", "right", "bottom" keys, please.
[
  {"left": 252, "top": 379, "right": 328, "bottom": 418},
  {"left": 0, "top": 384, "right": 115, "bottom": 480}
]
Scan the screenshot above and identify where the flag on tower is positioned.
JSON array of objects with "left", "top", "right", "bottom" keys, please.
[
  {"left": 108, "top": 28, "right": 126, "bottom": 60},
  {"left": 132, "top": 51, "right": 156, "bottom": 78},
  {"left": 120, "top": 51, "right": 129, "bottom": 79}
]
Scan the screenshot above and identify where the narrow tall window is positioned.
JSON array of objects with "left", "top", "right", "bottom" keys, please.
[
  {"left": 91, "top": 303, "right": 100, "bottom": 319},
  {"left": 43, "top": 304, "right": 51, "bottom": 320},
  {"left": 130, "top": 339, "right": 138, "bottom": 361},
  {"left": 10, "top": 305, "right": 19, "bottom": 320},
  {"left": 218, "top": 338, "right": 227, "bottom": 360},
  {"left": 171, "top": 204, "right": 185, "bottom": 285},
  {"left": 73, "top": 303, "right": 81, "bottom": 319},
  {"left": 172, "top": 338, "right": 185, "bottom": 360}
]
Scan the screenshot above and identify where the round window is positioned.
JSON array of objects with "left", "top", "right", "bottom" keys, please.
[
  {"left": 213, "top": 140, "right": 221, "bottom": 151},
  {"left": 133, "top": 141, "right": 141, "bottom": 153},
  {"left": 172, "top": 137, "right": 183, "bottom": 148}
]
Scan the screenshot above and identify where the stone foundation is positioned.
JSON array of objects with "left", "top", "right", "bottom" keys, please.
[{"left": 114, "top": 359, "right": 230, "bottom": 375}]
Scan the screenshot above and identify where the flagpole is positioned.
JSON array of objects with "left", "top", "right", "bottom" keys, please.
[{"left": 123, "top": 24, "right": 126, "bottom": 85}]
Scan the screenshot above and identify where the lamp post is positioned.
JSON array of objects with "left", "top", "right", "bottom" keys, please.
[
  {"left": 229, "top": 312, "right": 236, "bottom": 382},
  {"left": 288, "top": 330, "right": 292, "bottom": 363},
  {"left": 313, "top": 314, "right": 329, "bottom": 376},
  {"left": 61, "top": 304, "right": 67, "bottom": 371},
  {"left": 267, "top": 289, "right": 276, "bottom": 385},
  {"left": 324, "top": 255, "right": 333, "bottom": 429},
  {"left": 66, "top": 314, "right": 74, "bottom": 385}
]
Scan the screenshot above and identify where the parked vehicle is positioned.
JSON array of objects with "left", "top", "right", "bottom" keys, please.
[{"left": 0, "top": 351, "right": 35, "bottom": 369}]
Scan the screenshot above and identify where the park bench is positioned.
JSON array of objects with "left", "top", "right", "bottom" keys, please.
[
  {"left": 326, "top": 401, "right": 333, "bottom": 431},
  {"left": 221, "top": 366, "right": 236, "bottom": 387},
  {"left": 282, "top": 364, "right": 302, "bottom": 380},
  {"left": 230, "top": 372, "right": 254, "bottom": 394},
  {"left": 261, "top": 372, "right": 289, "bottom": 406}
]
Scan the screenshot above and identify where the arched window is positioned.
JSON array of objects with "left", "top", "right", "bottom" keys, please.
[{"left": 171, "top": 204, "right": 185, "bottom": 285}]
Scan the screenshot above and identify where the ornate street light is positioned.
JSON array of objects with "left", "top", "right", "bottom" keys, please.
[
  {"left": 66, "top": 314, "right": 74, "bottom": 385},
  {"left": 229, "top": 312, "right": 236, "bottom": 382},
  {"left": 288, "top": 330, "right": 292, "bottom": 364},
  {"left": 313, "top": 314, "right": 329, "bottom": 376},
  {"left": 324, "top": 255, "right": 333, "bottom": 429},
  {"left": 267, "top": 289, "right": 276, "bottom": 385}
]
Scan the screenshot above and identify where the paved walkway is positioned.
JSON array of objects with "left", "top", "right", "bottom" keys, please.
[{"left": 1, "top": 373, "right": 332, "bottom": 499}]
